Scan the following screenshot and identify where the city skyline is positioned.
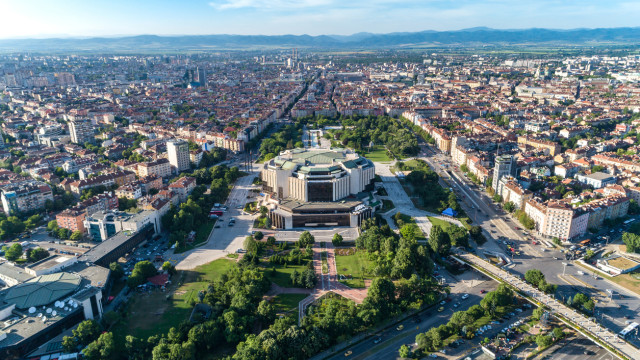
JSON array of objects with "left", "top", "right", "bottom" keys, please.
[{"left": 1, "top": 0, "right": 639, "bottom": 39}]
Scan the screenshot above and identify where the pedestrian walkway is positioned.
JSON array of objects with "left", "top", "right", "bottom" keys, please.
[
  {"left": 376, "top": 162, "right": 463, "bottom": 237},
  {"left": 298, "top": 242, "right": 368, "bottom": 324}
]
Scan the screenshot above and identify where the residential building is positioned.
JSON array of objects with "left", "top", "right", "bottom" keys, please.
[
  {"left": 575, "top": 172, "right": 617, "bottom": 189},
  {"left": 492, "top": 154, "right": 516, "bottom": 191},
  {"left": 0, "top": 182, "right": 54, "bottom": 215},
  {"left": 167, "top": 140, "right": 190, "bottom": 173},
  {"left": 168, "top": 176, "right": 196, "bottom": 202},
  {"left": 137, "top": 158, "right": 171, "bottom": 178},
  {"left": 68, "top": 119, "right": 94, "bottom": 144}
]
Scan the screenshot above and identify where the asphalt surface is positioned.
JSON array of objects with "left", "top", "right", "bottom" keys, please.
[
  {"left": 417, "top": 143, "right": 640, "bottom": 349},
  {"left": 326, "top": 270, "right": 497, "bottom": 360},
  {"left": 173, "top": 164, "right": 260, "bottom": 270}
]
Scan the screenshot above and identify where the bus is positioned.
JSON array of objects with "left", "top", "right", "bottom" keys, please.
[
  {"left": 209, "top": 210, "right": 223, "bottom": 217},
  {"left": 624, "top": 219, "right": 636, "bottom": 225},
  {"left": 618, "top": 322, "right": 639, "bottom": 339}
]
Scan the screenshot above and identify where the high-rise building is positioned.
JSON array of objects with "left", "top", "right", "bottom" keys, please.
[
  {"left": 0, "top": 129, "right": 5, "bottom": 148},
  {"left": 69, "top": 119, "right": 94, "bottom": 144},
  {"left": 167, "top": 140, "right": 190, "bottom": 173},
  {"left": 492, "top": 154, "right": 515, "bottom": 190}
]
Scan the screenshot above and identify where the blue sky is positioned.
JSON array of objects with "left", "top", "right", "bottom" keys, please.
[{"left": 0, "top": 0, "right": 638, "bottom": 38}]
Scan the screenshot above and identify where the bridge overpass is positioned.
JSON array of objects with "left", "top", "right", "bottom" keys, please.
[{"left": 455, "top": 252, "right": 640, "bottom": 360}]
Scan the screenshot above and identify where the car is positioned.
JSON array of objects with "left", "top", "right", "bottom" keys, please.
[
  {"left": 437, "top": 306, "right": 444, "bottom": 312},
  {"left": 453, "top": 302, "right": 460, "bottom": 308},
  {"left": 440, "top": 300, "right": 446, "bottom": 305},
  {"left": 344, "top": 350, "right": 352, "bottom": 357},
  {"left": 396, "top": 325, "right": 404, "bottom": 331},
  {"left": 480, "top": 289, "right": 486, "bottom": 294},
  {"left": 461, "top": 294, "right": 469, "bottom": 300},
  {"left": 228, "top": 223, "right": 234, "bottom": 227},
  {"left": 214, "top": 225, "right": 221, "bottom": 228},
  {"left": 373, "top": 337, "right": 382, "bottom": 344}
]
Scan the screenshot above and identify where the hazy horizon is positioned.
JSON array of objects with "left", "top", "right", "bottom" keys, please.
[{"left": 1, "top": 0, "right": 639, "bottom": 39}]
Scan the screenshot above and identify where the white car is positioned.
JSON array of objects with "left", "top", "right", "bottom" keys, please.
[{"left": 461, "top": 294, "right": 469, "bottom": 300}]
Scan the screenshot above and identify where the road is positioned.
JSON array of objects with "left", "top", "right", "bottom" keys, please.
[
  {"left": 415, "top": 143, "right": 640, "bottom": 349},
  {"left": 326, "top": 270, "right": 497, "bottom": 360},
  {"left": 458, "top": 251, "right": 640, "bottom": 360},
  {"left": 173, "top": 164, "right": 260, "bottom": 270}
]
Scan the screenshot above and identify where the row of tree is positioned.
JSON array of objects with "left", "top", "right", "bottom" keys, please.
[
  {"left": 416, "top": 284, "right": 515, "bottom": 352},
  {"left": 330, "top": 116, "right": 420, "bottom": 158}
]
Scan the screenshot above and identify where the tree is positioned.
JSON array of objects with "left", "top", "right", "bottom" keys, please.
[
  {"left": 623, "top": 232, "right": 640, "bottom": 253},
  {"left": 70, "top": 230, "right": 84, "bottom": 241},
  {"left": 63, "top": 319, "right": 102, "bottom": 352},
  {"left": 429, "top": 225, "right": 451, "bottom": 255},
  {"left": 4, "top": 243, "right": 22, "bottom": 261},
  {"left": 162, "top": 261, "right": 177, "bottom": 276},
  {"left": 503, "top": 201, "right": 516, "bottom": 213},
  {"left": 536, "top": 334, "right": 553, "bottom": 348},
  {"left": 399, "top": 344, "right": 411, "bottom": 358},
  {"left": 298, "top": 231, "right": 315, "bottom": 247},
  {"left": 525, "top": 269, "right": 545, "bottom": 286},
  {"left": 332, "top": 233, "right": 343, "bottom": 247},
  {"left": 83, "top": 332, "right": 116, "bottom": 360},
  {"left": 400, "top": 223, "right": 420, "bottom": 242},
  {"left": 127, "top": 260, "right": 157, "bottom": 287},
  {"left": 243, "top": 236, "right": 258, "bottom": 255},
  {"left": 469, "top": 225, "right": 482, "bottom": 239},
  {"left": 552, "top": 327, "right": 564, "bottom": 339},
  {"left": 253, "top": 231, "right": 264, "bottom": 240},
  {"left": 259, "top": 206, "right": 268, "bottom": 217},
  {"left": 365, "top": 278, "right": 396, "bottom": 319},
  {"left": 266, "top": 236, "right": 276, "bottom": 246},
  {"left": 28, "top": 247, "right": 50, "bottom": 262},
  {"left": 109, "top": 262, "right": 124, "bottom": 279},
  {"left": 47, "top": 219, "right": 58, "bottom": 232},
  {"left": 257, "top": 299, "right": 275, "bottom": 323}
]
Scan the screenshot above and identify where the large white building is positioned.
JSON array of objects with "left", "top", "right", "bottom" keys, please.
[
  {"left": 167, "top": 140, "right": 190, "bottom": 173},
  {"left": 262, "top": 148, "right": 375, "bottom": 229},
  {"left": 263, "top": 148, "right": 375, "bottom": 202}
]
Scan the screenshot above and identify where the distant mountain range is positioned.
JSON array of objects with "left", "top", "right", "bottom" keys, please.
[{"left": 1, "top": 27, "right": 640, "bottom": 52}]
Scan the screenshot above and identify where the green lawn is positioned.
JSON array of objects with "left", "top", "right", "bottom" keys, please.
[
  {"left": 263, "top": 262, "right": 311, "bottom": 288},
  {"left": 174, "top": 220, "right": 216, "bottom": 254},
  {"left": 272, "top": 293, "right": 307, "bottom": 316},
  {"left": 391, "top": 159, "right": 428, "bottom": 173},
  {"left": 428, "top": 216, "right": 454, "bottom": 229},
  {"left": 362, "top": 145, "right": 392, "bottom": 162},
  {"left": 119, "top": 258, "right": 235, "bottom": 340},
  {"left": 335, "top": 251, "right": 374, "bottom": 288}
]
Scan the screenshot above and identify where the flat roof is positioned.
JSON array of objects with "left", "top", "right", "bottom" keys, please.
[
  {"left": 77, "top": 231, "right": 131, "bottom": 264},
  {"left": 582, "top": 172, "right": 614, "bottom": 180},
  {"left": 26, "top": 255, "right": 74, "bottom": 272}
]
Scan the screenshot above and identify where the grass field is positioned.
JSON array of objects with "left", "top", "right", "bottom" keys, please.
[
  {"left": 428, "top": 216, "right": 454, "bottom": 229},
  {"left": 119, "top": 258, "right": 235, "bottom": 340},
  {"left": 174, "top": 220, "right": 215, "bottom": 254},
  {"left": 362, "top": 145, "right": 392, "bottom": 162},
  {"left": 272, "top": 293, "right": 307, "bottom": 316},
  {"left": 263, "top": 262, "right": 311, "bottom": 288},
  {"left": 391, "top": 159, "right": 428, "bottom": 173},
  {"left": 335, "top": 250, "right": 374, "bottom": 288}
]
